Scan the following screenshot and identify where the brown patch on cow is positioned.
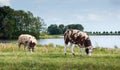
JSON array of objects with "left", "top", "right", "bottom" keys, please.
[
  {"left": 76, "top": 36, "right": 85, "bottom": 47},
  {"left": 64, "top": 36, "right": 69, "bottom": 45},
  {"left": 28, "top": 41, "right": 36, "bottom": 52},
  {"left": 68, "top": 29, "right": 80, "bottom": 44},
  {"left": 64, "top": 30, "right": 69, "bottom": 44},
  {"left": 84, "top": 38, "right": 92, "bottom": 47},
  {"left": 29, "top": 41, "right": 36, "bottom": 48},
  {"left": 64, "top": 29, "right": 74, "bottom": 44}
]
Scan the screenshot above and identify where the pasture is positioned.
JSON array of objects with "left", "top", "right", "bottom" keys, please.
[{"left": 0, "top": 43, "right": 120, "bottom": 70}]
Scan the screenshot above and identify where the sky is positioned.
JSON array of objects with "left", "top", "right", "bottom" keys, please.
[{"left": 0, "top": 0, "right": 120, "bottom": 32}]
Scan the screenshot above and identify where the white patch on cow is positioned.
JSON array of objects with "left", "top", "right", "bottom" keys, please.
[
  {"left": 84, "top": 33, "right": 89, "bottom": 39},
  {"left": 72, "top": 30, "right": 78, "bottom": 34},
  {"left": 80, "top": 32, "right": 84, "bottom": 38},
  {"left": 73, "top": 30, "right": 81, "bottom": 39},
  {"left": 68, "top": 31, "right": 72, "bottom": 40},
  {"left": 74, "top": 34, "right": 78, "bottom": 39},
  {"left": 77, "top": 31, "right": 82, "bottom": 36}
]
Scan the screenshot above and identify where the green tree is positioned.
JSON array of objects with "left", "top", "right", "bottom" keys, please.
[
  {"left": 47, "top": 24, "right": 61, "bottom": 35},
  {"left": 93, "top": 32, "right": 96, "bottom": 35},
  {"left": 66, "top": 24, "right": 84, "bottom": 31},
  {"left": 115, "top": 31, "right": 118, "bottom": 35},
  {"left": 0, "top": 6, "right": 45, "bottom": 39},
  {"left": 0, "top": 6, "right": 15, "bottom": 39},
  {"left": 98, "top": 32, "right": 101, "bottom": 35},
  {"left": 85, "top": 31, "right": 92, "bottom": 35},
  {"left": 118, "top": 31, "right": 120, "bottom": 35},
  {"left": 59, "top": 24, "right": 65, "bottom": 34},
  {"left": 47, "top": 24, "right": 84, "bottom": 35},
  {"left": 102, "top": 31, "right": 106, "bottom": 35},
  {"left": 110, "top": 31, "right": 113, "bottom": 35}
]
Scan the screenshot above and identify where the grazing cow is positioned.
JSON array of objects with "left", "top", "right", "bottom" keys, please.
[
  {"left": 64, "top": 29, "right": 93, "bottom": 56},
  {"left": 18, "top": 34, "right": 37, "bottom": 52}
]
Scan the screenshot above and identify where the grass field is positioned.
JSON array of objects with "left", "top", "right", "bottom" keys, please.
[{"left": 0, "top": 43, "right": 120, "bottom": 70}]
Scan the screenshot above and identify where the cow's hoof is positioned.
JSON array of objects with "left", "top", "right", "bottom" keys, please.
[{"left": 87, "top": 54, "right": 91, "bottom": 56}]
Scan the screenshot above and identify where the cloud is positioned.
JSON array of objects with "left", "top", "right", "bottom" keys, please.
[
  {"left": 87, "top": 14, "right": 100, "bottom": 21},
  {"left": 76, "top": 15, "right": 84, "bottom": 21},
  {"left": 75, "top": 9, "right": 120, "bottom": 23},
  {"left": 76, "top": 13, "right": 103, "bottom": 22},
  {"left": 116, "top": 14, "right": 120, "bottom": 20},
  {"left": 0, "top": 0, "right": 10, "bottom": 6}
]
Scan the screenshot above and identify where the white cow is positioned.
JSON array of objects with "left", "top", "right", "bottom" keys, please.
[
  {"left": 18, "top": 34, "right": 37, "bottom": 52},
  {"left": 64, "top": 29, "right": 93, "bottom": 56}
]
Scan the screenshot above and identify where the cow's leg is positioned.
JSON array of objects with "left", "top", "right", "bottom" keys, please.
[
  {"left": 80, "top": 48, "right": 85, "bottom": 56},
  {"left": 70, "top": 43, "right": 75, "bottom": 56},
  {"left": 29, "top": 47, "right": 33, "bottom": 53},
  {"left": 64, "top": 36, "right": 69, "bottom": 55},
  {"left": 78, "top": 44, "right": 84, "bottom": 56},
  {"left": 18, "top": 43, "right": 21, "bottom": 51},
  {"left": 24, "top": 44, "right": 27, "bottom": 51},
  {"left": 64, "top": 44, "right": 67, "bottom": 55}
]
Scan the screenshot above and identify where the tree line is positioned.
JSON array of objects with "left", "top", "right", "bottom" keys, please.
[
  {"left": 47, "top": 24, "right": 84, "bottom": 35},
  {"left": 86, "top": 31, "right": 120, "bottom": 35},
  {"left": 0, "top": 6, "right": 45, "bottom": 39},
  {"left": 47, "top": 24, "right": 120, "bottom": 35}
]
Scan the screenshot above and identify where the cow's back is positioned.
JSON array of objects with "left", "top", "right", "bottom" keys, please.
[{"left": 18, "top": 34, "right": 35, "bottom": 44}]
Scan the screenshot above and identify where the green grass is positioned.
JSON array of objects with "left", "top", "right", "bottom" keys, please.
[{"left": 0, "top": 43, "right": 120, "bottom": 70}]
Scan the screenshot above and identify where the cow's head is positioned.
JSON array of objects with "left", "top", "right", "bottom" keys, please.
[
  {"left": 85, "top": 47, "right": 93, "bottom": 56},
  {"left": 84, "top": 38, "right": 93, "bottom": 56},
  {"left": 29, "top": 41, "right": 36, "bottom": 52}
]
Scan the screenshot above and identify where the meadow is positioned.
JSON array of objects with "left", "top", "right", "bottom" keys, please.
[{"left": 0, "top": 43, "right": 120, "bottom": 70}]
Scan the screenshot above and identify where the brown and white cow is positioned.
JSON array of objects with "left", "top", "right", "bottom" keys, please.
[
  {"left": 64, "top": 29, "right": 93, "bottom": 56},
  {"left": 18, "top": 34, "right": 37, "bottom": 52}
]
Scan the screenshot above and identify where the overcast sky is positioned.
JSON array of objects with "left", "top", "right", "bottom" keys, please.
[{"left": 0, "top": 0, "right": 120, "bottom": 31}]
